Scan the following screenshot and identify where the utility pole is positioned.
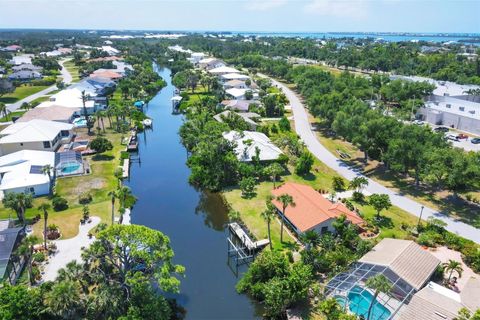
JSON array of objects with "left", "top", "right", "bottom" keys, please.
[{"left": 417, "top": 205, "right": 424, "bottom": 230}]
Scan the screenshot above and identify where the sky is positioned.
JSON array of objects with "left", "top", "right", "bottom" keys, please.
[{"left": 0, "top": 0, "right": 479, "bottom": 33}]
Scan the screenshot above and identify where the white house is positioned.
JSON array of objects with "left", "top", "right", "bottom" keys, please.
[
  {"left": 9, "top": 55, "right": 33, "bottom": 65},
  {"left": 101, "top": 46, "right": 120, "bottom": 56},
  {"left": 225, "top": 88, "right": 248, "bottom": 100},
  {"left": 0, "top": 120, "right": 73, "bottom": 156},
  {"left": 198, "top": 58, "right": 226, "bottom": 70},
  {"left": 223, "top": 131, "right": 283, "bottom": 162},
  {"left": 209, "top": 66, "right": 240, "bottom": 76},
  {"left": 220, "top": 73, "right": 250, "bottom": 82},
  {"left": 36, "top": 88, "right": 98, "bottom": 114},
  {"left": 0, "top": 150, "right": 55, "bottom": 197},
  {"left": 188, "top": 52, "right": 206, "bottom": 64},
  {"left": 223, "top": 80, "right": 247, "bottom": 90}
]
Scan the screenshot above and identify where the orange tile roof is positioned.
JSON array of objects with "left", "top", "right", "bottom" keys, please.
[
  {"left": 91, "top": 70, "right": 122, "bottom": 79},
  {"left": 271, "top": 182, "right": 364, "bottom": 232}
]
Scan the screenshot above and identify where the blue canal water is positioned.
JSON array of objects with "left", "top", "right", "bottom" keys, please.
[{"left": 125, "top": 67, "right": 260, "bottom": 319}]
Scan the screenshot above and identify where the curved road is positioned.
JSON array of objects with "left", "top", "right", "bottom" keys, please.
[
  {"left": 6, "top": 59, "right": 73, "bottom": 112},
  {"left": 268, "top": 76, "right": 480, "bottom": 244}
]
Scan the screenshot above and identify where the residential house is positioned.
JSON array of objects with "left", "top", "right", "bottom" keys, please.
[
  {"left": 101, "top": 46, "right": 120, "bottom": 56},
  {"left": 223, "top": 130, "right": 283, "bottom": 162},
  {"left": 220, "top": 73, "right": 250, "bottom": 82},
  {"left": 0, "top": 119, "right": 73, "bottom": 156},
  {"left": 9, "top": 55, "right": 33, "bottom": 65},
  {"left": 326, "top": 238, "right": 441, "bottom": 320},
  {"left": 12, "top": 64, "right": 43, "bottom": 72},
  {"left": 8, "top": 70, "right": 42, "bottom": 81},
  {"left": 1, "top": 45, "right": 22, "bottom": 52},
  {"left": 225, "top": 88, "right": 248, "bottom": 100},
  {"left": 199, "top": 58, "right": 226, "bottom": 70},
  {"left": 37, "top": 88, "right": 99, "bottom": 114},
  {"left": 213, "top": 110, "right": 260, "bottom": 130},
  {"left": 223, "top": 80, "right": 247, "bottom": 90},
  {"left": 220, "top": 99, "right": 259, "bottom": 112},
  {"left": 91, "top": 69, "right": 123, "bottom": 80},
  {"left": 17, "top": 105, "right": 81, "bottom": 123},
  {"left": 209, "top": 66, "right": 241, "bottom": 76},
  {"left": 271, "top": 182, "right": 365, "bottom": 236},
  {"left": 0, "top": 150, "right": 55, "bottom": 196},
  {"left": 0, "top": 226, "right": 26, "bottom": 284},
  {"left": 188, "top": 52, "right": 206, "bottom": 64}
]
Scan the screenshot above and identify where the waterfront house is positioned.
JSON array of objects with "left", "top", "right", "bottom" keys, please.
[
  {"left": 225, "top": 88, "right": 248, "bottom": 100},
  {"left": 0, "top": 150, "right": 55, "bottom": 196},
  {"left": 0, "top": 226, "right": 26, "bottom": 284},
  {"left": 271, "top": 182, "right": 364, "bottom": 236},
  {"left": 17, "top": 105, "right": 81, "bottom": 123},
  {"left": 223, "top": 130, "right": 283, "bottom": 162},
  {"left": 8, "top": 70, "right": 42, "bottom": 81},
  {"left": 0, "top": 119, "right": 73, "bottom": 156},
  {"left": 199, "top": 58, "right": 226, "bottom": 70},
  {"left": 37, "top": 88, "right": 99, "bottom": 114},
  {"left": 213, "top": 110, "right": 260, "bottom": 130},
  {"left": 220, "top": 73, "right": 250, "bottom": 82},
  {"left": 220, "top": 99, "right": 258, "bottom": 112}
]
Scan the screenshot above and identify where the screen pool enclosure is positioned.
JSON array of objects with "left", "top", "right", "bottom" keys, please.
[
  {"left": 55, "top": 151, "right": 84, "bottom": 177},
  {"left": 325, "top": 262, "right": 417, "bottom": 320}
]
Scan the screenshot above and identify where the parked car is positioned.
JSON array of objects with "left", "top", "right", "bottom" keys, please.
[
  {"left": 471, "top": 137, "right": 480, "bottom": 144},
  {"left": 434, "top": 126, "right": 450, "bottom": 133},
  {"left": 412, "top": 120, "right": 425, "bottom": 125},
  {"left": 445, "top": 133, "right": 459, "bottom": 141},
  {"left": 456, "top": 133, "right": 468, "bottom": 140}
]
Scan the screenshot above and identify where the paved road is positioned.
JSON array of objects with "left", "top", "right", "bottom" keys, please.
[
  {"left": 6, "top": 59, "right": 72, "bottom": 112},
  {"left": 43, "top": 216, "right": 100, "bottom": 282},
  {"left": 266, "top": 76, "right": 480, "bottom": 244}
]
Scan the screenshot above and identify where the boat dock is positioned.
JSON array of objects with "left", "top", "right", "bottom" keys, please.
[
  {"left": 227, "top": 222, "right": 269, "bottom": 274},
  {"left": 126, "top": 131, "right": 138, "bottom": 151},
  {"left": 122, "top": 158, "right": 130, "bottom": 179}
]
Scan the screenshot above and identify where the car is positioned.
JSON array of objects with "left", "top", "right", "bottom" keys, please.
[
  {"left": 412, "top": 120, "right": 425, "bottom": 125},
  {"left": 456, "top": 133, "right": 468, "bottom": 140},
  {"left": 434, "top": 126, "right": 450, "bottom": 133},
  {"left": 471, "top": 138, "right": 480, "bottom": 144},
  {"left": 445, "top": 133, "right": 459, "bottom": 141}
]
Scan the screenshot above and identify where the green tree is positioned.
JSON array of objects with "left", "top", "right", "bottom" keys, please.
[
  {"left": 261, "top": 199, "right": 277, "bottom": 250},
  {"left": 45, "top": 280, "right": 84, "bottom": 319},
  {"left": 295, "top": 150, "right": 314, "bottom": 175},
  {"left": 2, "top": 192, "right": 33, "bottom": 224},
  {"left": 0, "top": 284, "right": 43, "bottom": 320},
  {"left": 443, "top": 259, "right": 463, "bottom": 283},
  {"left": 107, "top": 190, "right": 117, "bottom": 225},
  {"left": 365, "top": 274, "right": 392, "bottom": 320},
  {"left": 38, "top": 203, "right": 51, "bottom": 250},
  {"left": 349, "top": 176, "right": 369, "bottom": 193},
  {"left": 300, "top": 230, "right": 321, "bottom": 251},
  {"left": 368, "top": 194, "right": 392, "bottom": 219},
  {"left": 16, "top": 236, "right": 39, "bottom": 285},
  {"left": 239, "top": 176, "right": 257, "bottom": 198},
  {"left": 41, "top": 164, "right": 53, "bottom": 195},
  {"left": 455, "top": 307, "right": 480, "bottom": 320},
  {"left": 278, "top": 116, "right": 291, "bottom": 131},
  {"left": 332, "top": 176, "right": 346, "bottom": 192},
  {"left": 276, "top": 193, "right": 295, "bottom": 243},
  {"left": 90, "top": 137, "right": 113, "bottom": 156},
  {"left": 264, "top": 162, "right": 284, "bottom": 189}
]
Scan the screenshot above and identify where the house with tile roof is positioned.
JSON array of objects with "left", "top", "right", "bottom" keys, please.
[{"left": 271, "top": 182, "right": 365, "bottom": 235}]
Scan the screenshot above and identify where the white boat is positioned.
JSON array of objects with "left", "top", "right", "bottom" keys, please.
[{"left": 142, "top": 119, "right": 152, "bottom": 127}]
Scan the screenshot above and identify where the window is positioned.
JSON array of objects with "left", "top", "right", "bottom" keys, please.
[
  {"left": 469, "top": 110, "right": 475, "bottom": 115},
  {"left": 61, "top": 130, "right": 70, "bottom": 137},
  {"left": 321, "top": 226, "right": 329, "bottom": 234},
  {"left": 446, "top": 104, "right": 451, "bottom": 109},
  {"left": 43, "top": 141, "right": 51, "bottom": 149},
  {"left": 459, "top": 107, "right": 465, "bottom": 112}
]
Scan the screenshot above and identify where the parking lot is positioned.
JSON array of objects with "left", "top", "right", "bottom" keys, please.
[{"left": 412, "top": 121, "right": 480, "bottom": 152}]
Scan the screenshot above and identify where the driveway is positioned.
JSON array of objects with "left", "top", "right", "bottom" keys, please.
[
  {"left": 6, "top": 58, "right": 73, "bottom": 113},
  {"left": 264, "top": 75, "right": 480, "bottom": 244},
  {"left": 43, "top": 216, "right": 100, "bottom": 282}
]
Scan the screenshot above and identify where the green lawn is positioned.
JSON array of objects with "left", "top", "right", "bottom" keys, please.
[
  {"left": 0, "top": 85, "right": 50, "bottom": 104},
  {"left": 63, "top": 60, "right": 81, "bottom": 83},
  {"left": 0, "top": 110, "right": 26, "bottom": 122}
]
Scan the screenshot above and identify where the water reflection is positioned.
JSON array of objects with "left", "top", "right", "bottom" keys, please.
[{"left": 195, "top": 191, "right": 229, "bottom": 231}]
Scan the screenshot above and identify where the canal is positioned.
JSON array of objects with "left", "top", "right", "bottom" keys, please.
[{"left": 126, "top": 67, "right": 260, "bottom": 319}]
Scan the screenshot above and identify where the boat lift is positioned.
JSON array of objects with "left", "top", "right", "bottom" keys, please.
[{"left": 227, "top": 222, "right": 269, "bottom": 275}]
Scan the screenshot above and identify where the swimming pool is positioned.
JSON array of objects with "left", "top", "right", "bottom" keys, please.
[
  {"left": 73, "top": 117, "right": 87, "bottom": 127},
  {"left": 335, "top": 286, "right": 392, "bottom": 320},
  {"left": 61, "top": 162, "right": 81, "bottom": 174}
]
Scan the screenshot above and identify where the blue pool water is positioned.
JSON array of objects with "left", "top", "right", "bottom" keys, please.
[
  {"left": 336, "top": 286, "right": 392, "bottom": 320},
  {"left": 73, "top": 117, "right": 87, "bottom": 127},
  {"left": 61, "top": 163, "right": 81, "bottom": 173}
]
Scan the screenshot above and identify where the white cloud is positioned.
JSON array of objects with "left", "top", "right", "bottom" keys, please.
[
  {"left": 304, "top": 0, "right": 368, "bottom": 18},
  {"left": 245, "top": 0, "right": 288, "bottom": 11}
]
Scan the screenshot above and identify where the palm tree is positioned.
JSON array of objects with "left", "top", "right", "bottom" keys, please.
[
  {"left": 443, "top": 259, "right": 463, "bottom": 283},
  {"left": 265, "top": 163, "right": 284, "bottom": 189},
  {"left": 365, "top": 274, "right": 392, "bottom": 320},
  {"left": 116, "top": 185, "right": 133, "bottom": 209},
  {"left": 96, "top": 110, "right": 106, "bottom": 133},
  {"left": 349, "top": 176, "right": 369, "bottom": 194},
  {"left": 107, "top": 190, "right": 117, "bottom": 225},
  {"left": 276, "top": 193, "right": 295, "bottom": 243},
  {"left": 300, "top": 230, "right": 321, "bottom": 251},
  {"left": 42, "top": 164, "right": 53, "bottom": 195},
  {"left": 45, "top": 280, "right": 84, "bottom": 319},
  {"left": 2, "top": 192, "right": 33, "bottom": 225},
  {"left": 16, "top": 235, "right": 39, "bottom": 285},
  {"left": 38, "top": 203, "right": 51, "bottom": 250},
  {"left": 261, "top": 199, "right": 277, "bottom": 250}
]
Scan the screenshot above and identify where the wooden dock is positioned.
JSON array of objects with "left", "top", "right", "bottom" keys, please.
[
  {"left": 122, "top": 159, "right": 130, "bottom": 179},
  {"left": 126, "top": 131, "right": 138, "bottom": 152}
]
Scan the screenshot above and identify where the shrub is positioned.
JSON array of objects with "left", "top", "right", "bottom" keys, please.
[
  {"left": 278, "top": 116, "right": 291, "bottom": 132},
  {"left": 417, "top": 230, "right": 443, "bottom": 247},
  {"left": 78, "top": 192, "right": 93, "bottom": 205},
  {"left": 32, "top": 252, "right": 46, "bottom": 263},
  {"left": 239, "top": 177, "right": 257, "bottom": 198},
  {"left": 52, "top": 196, "right": 68, "bottom": 211},
  {"left": 295, "top": 151, "right": 314, "bottom": 175},
  {"left": 352, "top": 191, "right": 364, "bottom": 203}
]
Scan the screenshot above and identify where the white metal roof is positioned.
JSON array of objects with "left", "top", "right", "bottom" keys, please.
[
  {"left": 0, "top": 120, "right": 72, "bottom": 144},
  {"left": 37, "top": 88, "right": 96, "bottom": 110},
  {"left": 0, "top": 150, "right": 55, "bottom": 191},
  {"left": 223, "top": 130, "right": 283, "bottom": 162},
  {"left": 225, "top": 88, "right": 247, "bottom": 99},
  {"left": 221, "top": 73, "right": 250, "bottom": 80},
  {"left": 209, "top": 66, "right": 240, "bottom": 74}
]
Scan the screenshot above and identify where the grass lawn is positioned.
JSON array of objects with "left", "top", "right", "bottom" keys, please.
[
  {"left": 0, "top": 110, "right": 26, "bottom": 122},
  {"left": 0, "top": 125, "right": 125, "bottom": 239},
  {"left": 0, "top": 85, "right": 50, "bottom": 104},
  {"left": 63, "top": 60, "right": 81, "bottom": 83}
]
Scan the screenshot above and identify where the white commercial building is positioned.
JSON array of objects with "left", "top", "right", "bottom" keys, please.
[
  {"left": 0, "top": 120, "right": 73, "bottom": 156},
  {"left": 0, "top": 150, "right": 55, "bottom": 197},
  {"left": 223, "top": 131, "right": 283, "bottom": 162}
]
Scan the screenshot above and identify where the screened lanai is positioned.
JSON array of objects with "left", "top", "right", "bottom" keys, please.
[{"left": 55, "top": 151, "right": 84, "bottom": 177}]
